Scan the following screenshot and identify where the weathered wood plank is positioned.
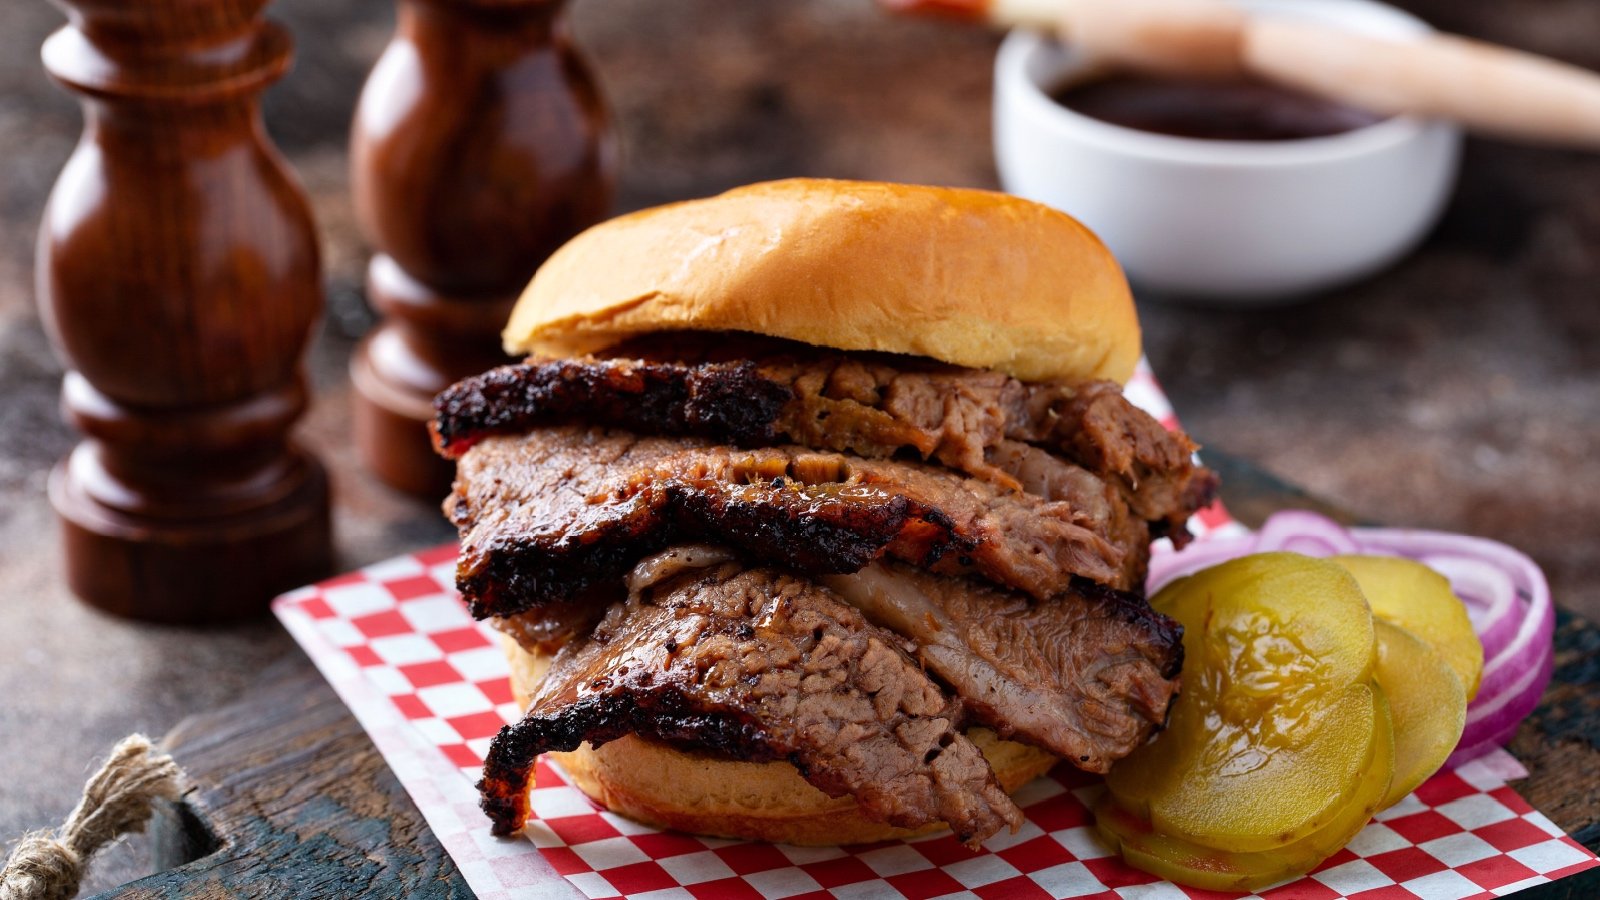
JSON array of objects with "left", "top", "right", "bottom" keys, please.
[{"left": 95, "top": 658, "right": 471, "bottom": 899}]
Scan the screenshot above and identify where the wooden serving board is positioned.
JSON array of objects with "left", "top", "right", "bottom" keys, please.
[{"left": 94, "top": 453, "right": 1600, "bottom": 899}]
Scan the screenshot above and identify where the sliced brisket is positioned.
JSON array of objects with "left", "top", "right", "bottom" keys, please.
[
  {"left": 433, "top": 355, "right": 790, "bottom": 454},
  {"left": 490, "top": 546, "right": 739, "bottom": 654},
  {"left": 491, "top": 597, "right": 609, "bottom": 655},
  {"left": 450, "top": 427, "right": 1148, "bottom": 620},
  {"left": 1002, "top": 379, "right": 1218, "bottom": 538},
  {"left": 431, "top": 342, "right": 1216, "bottom": 542},
  {"left": 480, "top": 560, "right": 1024, "bottom": 846},
  {"left": 822, "top": 562, "right": 1183, "bottom": 772}
]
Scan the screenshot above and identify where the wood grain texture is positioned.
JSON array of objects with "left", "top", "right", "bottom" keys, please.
[
  {"left": 348, "top": 0, "right": 616, "bottom": 497},
  {"left": 35, "top": 0, "right": 332, "bottom": 623},
  {"left": 90, "top": 454, "right": 1600, "bottom": 898},
  {"left": 97, "top": 658, "right": 471, "bottom": 900}
]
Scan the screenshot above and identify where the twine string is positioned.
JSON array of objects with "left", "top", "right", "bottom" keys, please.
[{"left": 0, "top": 735, "right": 185, "bottom": 900}]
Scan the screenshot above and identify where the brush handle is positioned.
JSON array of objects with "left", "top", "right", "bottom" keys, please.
[
  {"left": 1247, "top": 20, "right": 1600, "bottom": 149},
  {"left": 1055, "top": 0, "right": 1246, "bottom": 79},
  {"left": 887, "top": 0, "right": 1600, "bottom": 149}
]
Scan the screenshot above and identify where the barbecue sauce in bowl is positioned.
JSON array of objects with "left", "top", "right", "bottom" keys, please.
[{"left": 1051, "top": 74, "right": 1386, "bottom": 141}]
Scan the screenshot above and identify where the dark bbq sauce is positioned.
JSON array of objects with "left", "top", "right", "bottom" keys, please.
[{"left": 1051, "top": 73, "right": 1386, "bottom": 141}]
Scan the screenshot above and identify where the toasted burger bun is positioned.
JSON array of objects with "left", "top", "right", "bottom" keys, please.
[
  {"left": 504, "top": 178, "right": 1140, "bottom": 385},
  {"left": 499, "top": 633, "right": 1059, "bottom": 846}
]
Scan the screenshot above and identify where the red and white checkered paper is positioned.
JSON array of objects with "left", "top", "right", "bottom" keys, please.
[{"left": 274, "top": 362, "right": 1597, "bottom": 899}]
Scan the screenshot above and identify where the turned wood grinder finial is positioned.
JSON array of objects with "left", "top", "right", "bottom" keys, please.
[
  {"left": 37, "top": 0, "right": 333, "bottom": 623},
  {"left": 350, "top": 0, "right": 616, "bottom": 498}
]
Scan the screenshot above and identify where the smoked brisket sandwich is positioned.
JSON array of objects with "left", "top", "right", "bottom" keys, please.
[{"left": 431, "top": 179, "right": 1218, "bottom": 848}]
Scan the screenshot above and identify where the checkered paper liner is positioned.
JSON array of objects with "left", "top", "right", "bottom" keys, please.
[{"left": 273, "top": 362, "right": 1597, "bottom": 899}]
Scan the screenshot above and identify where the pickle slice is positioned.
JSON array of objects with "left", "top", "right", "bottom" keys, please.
[
  {"left": 1096, "top": 684, "right": 1395, "bottom": 892},
  {"left": 1095, "top": 796, "right": 1302, "bottom": 892},
  {"left": 1333, "top": 555, "right": 1483, "bottom": 699},
  {"left": 1108, "top": 553, "right": 1380, "bottom": 853},
  {"left": 1373, "top": 619, "right": 1466, "bottom": 808}
]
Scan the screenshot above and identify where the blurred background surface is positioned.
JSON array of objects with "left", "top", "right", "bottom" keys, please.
[{"left": 0, "top": 0, "right": 1596, "bottom": 891}]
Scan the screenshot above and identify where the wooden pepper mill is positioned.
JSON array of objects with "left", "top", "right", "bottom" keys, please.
[
  {"left": 37, "top": 0, "right": 333, "bottom": 623},
  {"left": 350, "top": 0, "right": 616, "bottom": 498}
]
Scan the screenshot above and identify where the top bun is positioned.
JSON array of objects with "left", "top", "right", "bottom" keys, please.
[{"left": 504, "top": 178, "right": 1140, "bottom": 384}]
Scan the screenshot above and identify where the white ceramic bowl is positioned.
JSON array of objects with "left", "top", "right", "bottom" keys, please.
[{"left": 994, "top": 0, "right": 1462, "bottom": 303}]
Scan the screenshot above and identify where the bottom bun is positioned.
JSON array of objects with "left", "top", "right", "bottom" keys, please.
[{"left": 500, "top": 632, "right": 1059, "bottom": 846}]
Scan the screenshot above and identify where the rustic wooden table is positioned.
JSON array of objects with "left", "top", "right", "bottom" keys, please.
[{"left": 0, "top": 0, "right": 1596, "bottom": 895}]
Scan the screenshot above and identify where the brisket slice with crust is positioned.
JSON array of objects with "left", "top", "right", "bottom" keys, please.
[
  {"left": 450, "top": 427, "right": 1150, "bottom": 620},
  {"left": 480, "top": 559, "right": 1025, "bottom": 847},
  {"left": 431, "top": 343, "right": 1216, "bottom": 542},
  {"left": 822, "top": 562, "right": 1183, "bottom": 773},
  {"left": 487, "top": 547, "right": 1184, "bottom": 776},
  {"left": 1005, "top": 379, "right": 1216, "bottom": 536},
  {"left": 490, "top": 593, "right": 611, "bottom": 655}
]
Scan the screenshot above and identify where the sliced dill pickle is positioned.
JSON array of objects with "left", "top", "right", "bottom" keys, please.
[
  {"left": 1334, "top": 554, "right": 1484, "bottom": 699},
  {"left": 1107, "top": 553, "right": 1379, "bottom": 853},
  {"left": 1372, "top": 619, "right": 1466, "bottom": 807},
  {"left": 1096, "top": 683, "right": 1395, "bottom": 892}
]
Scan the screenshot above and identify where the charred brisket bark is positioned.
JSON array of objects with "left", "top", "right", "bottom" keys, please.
[
  {"left": 449, "top": 427, "right": 1148, "bottom": 620},
  {"left": 432, "top": 341, "right": 1216, "bottom": 542}
]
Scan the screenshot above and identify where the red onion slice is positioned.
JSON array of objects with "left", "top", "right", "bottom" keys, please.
[
  {"left": 1255, "top": 509, "right": 1363, "bottom": 556},
  {"left": 1445, "top": 643, "right": 1553, "bottom": 769},
  {"left": 1146, "top": 536, "right": 1256, "bottom": 591},
  {"left": 1415, "top": 555, "right": 1520, "bottom": 662}
]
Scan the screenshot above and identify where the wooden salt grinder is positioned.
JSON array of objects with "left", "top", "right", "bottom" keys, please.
[
  {"left": 37, "top": 0, "right": 333, "bottom": 623},
  {"left": 350, "top": 0, "right": 615, "bottom": 497}
]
